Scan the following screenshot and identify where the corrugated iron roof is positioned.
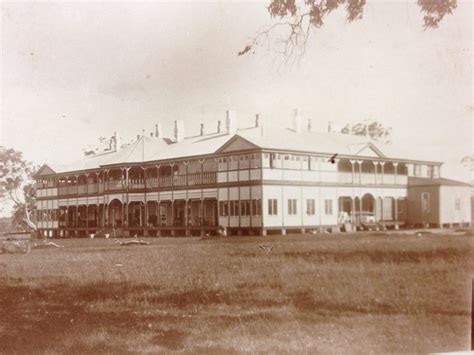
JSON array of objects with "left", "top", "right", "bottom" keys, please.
[
  {"left": 408, "top": 177, "right": 472, "bottom": 187},
  {"left": 39, "top": 124, "right": 442, "bottom": 175}
]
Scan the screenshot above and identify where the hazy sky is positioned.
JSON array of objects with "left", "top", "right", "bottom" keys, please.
[{"left": 1, "top": 1, "right": 472, "bottom": 181}]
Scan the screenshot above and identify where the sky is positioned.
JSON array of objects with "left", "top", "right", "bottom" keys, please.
[{"left": 1, "top": 0, "right": 472, "bottom": 185}]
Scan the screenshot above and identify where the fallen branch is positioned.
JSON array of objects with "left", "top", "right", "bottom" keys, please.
[
  {"left": 114, "top": 238, "right": 150, "bottom": 246},
  {"left": 33, "top": 241, "right": 64, "bottom": 249},
  {"left": 259, "top": 244, "right": 274, "bottom": 253}
]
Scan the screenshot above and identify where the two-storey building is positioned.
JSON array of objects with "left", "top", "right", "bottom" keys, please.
[{"left": 34, "top": 110, "right": 471, "bottom": 237}]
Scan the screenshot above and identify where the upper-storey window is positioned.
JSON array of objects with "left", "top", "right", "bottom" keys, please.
[
  {"left": 414, "top": 164, "right": 422, "bottom": 177},
  {"left": 228, "top": 155, "right": 238, "bottom": 170},
  {"left": 218, "top": 157, "right": 228, "bottom": 172},
  {"left": 251, "top": 153, "right": 261, "bottom": 168},
  {"left": 239, "top": 154, "right": 250, "bottom": 169},
  {"left": 426, "top": 165, "right": 434, "bottom": 178},
  {"left": 270, "top": 153, "right": 282, "bottom": 169}
]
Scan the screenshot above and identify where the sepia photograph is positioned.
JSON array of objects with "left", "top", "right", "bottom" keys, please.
[{"left": 0, "top": 0, "right": 473, "bottom": 353}]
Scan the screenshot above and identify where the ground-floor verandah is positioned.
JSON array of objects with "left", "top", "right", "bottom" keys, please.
[
  {"left": 338, "top": 193, "right": 406, "bottom": 228},
  {"left": 55, "top": 198, "right": 219, "bottom": 237}
]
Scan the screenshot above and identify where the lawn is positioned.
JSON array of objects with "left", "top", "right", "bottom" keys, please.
[{"left": 0, "top": 231, "right": 473, "bottom": 353}]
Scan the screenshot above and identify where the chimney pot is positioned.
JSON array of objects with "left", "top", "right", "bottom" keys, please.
[
  {"left": 155, "top": 123, "right": 162, "bottom": 138},
  {"left": 174, "top": 120, "right": 185, "bottom": 142},
  {"left": 255, "top": 114, "right": 260, "bottom": 128},
  {"left": 112, "top": 131, "right": 121, "bottom": 151},
  {"left": 307, "top": 119, "right": 312, "bottom": 132},
  {"left": 200, "top": 123, "right": 204, "bottom": 136},
  {"left": 217, "top": 120, "right": 222, "bottom": 133},
  {"left": 225, "top": 110, "right": 238, "bottom": 135}
]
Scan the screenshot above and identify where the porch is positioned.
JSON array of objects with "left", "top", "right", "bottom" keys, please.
[{"left": 338, "top": 194, "right": 406, "bottom": 229}]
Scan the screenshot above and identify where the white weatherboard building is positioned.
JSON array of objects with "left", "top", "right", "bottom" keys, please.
[{"left": 34, "top": 110, "right": 471, "bottom": 237}]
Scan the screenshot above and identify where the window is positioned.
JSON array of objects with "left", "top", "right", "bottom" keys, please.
[
  {"left": 455, "top": 196, "right": 461, "bottom": 211},
  {"left": 252, "top": 199, "right": 262, "bottom": 216},
  {"left": 268, "top": 199, "right": 278, "bottom": 215},
  {"left": 251, "top": 154, "right": 261, "bottom": 168},
  {"left": 240, "top": 200, "right": 251, "bottom": 216},
  {"left": 414, "top": 164, "right": 422, "bottom": 176},
  {"left": 421, "top": 192, "right": 430, "bottom": 213},
  {"left": 284, "top": 155, "right": 290, "bottom": 160},
  {"left": 324, "top": 200, "right": 333, "bottom": 215},
  {"left": 288, "top": 199, "right": 297, "bottom": 215},
  {"left": 219, "top": 201, "right": 228, "bottom": 216},
  {"left": 233, "top": 200, "right": 240, "bottom": 216},
  {"left": 306, "top": 199, "right": 315, "bottom": 215},
  {"left": 426, "top": 165, "right": 434, "bottom": 178}
]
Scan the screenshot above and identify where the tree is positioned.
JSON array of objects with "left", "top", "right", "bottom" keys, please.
[
  {"left": 240, "top": 0, "right": 457, "bottom": 65},
  {"left": 82, "top": 135, "right": 134, "bottom": 157},
  {"left": 340, "top": 120, "right": 392, "bottom": 144},
  {"left": 82, "top": 136, "right": 112, "bottom": 157},
  {"left": 0, "top": 146, "right": 37, "bottom": 230}
]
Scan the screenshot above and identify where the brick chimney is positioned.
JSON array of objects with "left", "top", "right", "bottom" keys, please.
[
  {"left": 225, "top": 110, "right": 237, "bottom": 135},
  {"left": 155, "top": 123, "right": 162, "bottom": 138},
  {"left": 293, "top": 108, "right": 302, "bottom": 134},
  {"left": 111, "top": 131, "right": 121, "bottom": 151},
  {"left": 217, "top": 120, "right": 222, "bottom": 133},
  {"left": 174, "top": 120, "right": 185, "bottom": 142},
  {"left": 255, "top": 113, "right": 261, "bottom": 128},
  {"left": 200, "top": 123, "right": 204, "bottom": 136}
]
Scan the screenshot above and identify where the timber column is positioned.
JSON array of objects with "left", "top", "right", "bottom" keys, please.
[
  {"left": 393, "top": 162, "right": 399, "bottom": 229},
  {"left": 349, "top": 160, "right": 356, "bottom": 224}
]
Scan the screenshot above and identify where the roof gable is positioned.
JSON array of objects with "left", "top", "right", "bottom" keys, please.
[
  {"left": 34, "top": 164, "right": 56, "bottom": 177},
  {"left": 216, "top": 135, "right": 260, "bottom": 153},
  {"left": 351, "top": 143, "right": 385, "bottom": 158}
]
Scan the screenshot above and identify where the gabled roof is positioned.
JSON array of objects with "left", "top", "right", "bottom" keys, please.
[
  {"left": 34, "top": 164, "right": 56, "bottom": 177},
  {"left": 36, "top": 124, "right": 442, "bottom": 176},
  {"left": 235, "top": 125, "right": 386, "bottom": 157},
  {"left": 408, "top": 177, "right": 472, "bottom": 187}
]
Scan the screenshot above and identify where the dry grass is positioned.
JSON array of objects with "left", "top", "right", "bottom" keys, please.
[{"left": 0, "top": 232, "right": 473, "bottom": 353}]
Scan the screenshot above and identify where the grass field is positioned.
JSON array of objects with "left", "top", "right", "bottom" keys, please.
[{"left": 1, "top": 231, "right": 473, "bottom": 353}]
